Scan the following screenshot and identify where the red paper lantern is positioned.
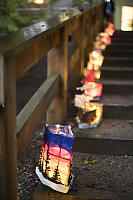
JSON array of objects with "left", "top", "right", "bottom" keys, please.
[
  {"left": 84, "top": 69, "right": 95, "bottom": 84},
  {"left": 104, "top": 27, "right": 115, "bottom": 36},
  {"left": 84, "top": 82, "right": 103, "bottom": 100},
  {"left": 99, "top": 33, "right": 111, "bottom": 45}
]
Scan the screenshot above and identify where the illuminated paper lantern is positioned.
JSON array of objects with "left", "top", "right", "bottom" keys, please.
[
  {"left": 76, "top": 82, "right": 103, "bottom": 101},
  {"left": 36, "top": 124, "right": 75, "bottom": 193},
  {"left": 84, "top": 69, "right": 95, "bottom": 84},
  {"left": 87, "top": 62, "right": 100, "bottom": 71},
  {"left": 74, "top": 94, "right": 93, "bottom": 108},
  {"left": 33, "top": 0, "right": 44, "bottom": 4},
  {"left": 94, "top": 39, "right": 106, "bottom": 50},
  {"left": 107, "top": 23, "right": 114, "bottom": 29},
  {"left": 76, "top": 102, "right": 103, "bottom": 129},
  {"left": 84, "top": 82, "right": 103, "bottom": 100},
  {"left": 99, "top": 33, "right": 111, "bottom": 45},
  {"left": 89, "top": 50, "right": 104, "bottom": 67},
  {"left": 104, "top": 27, "right": 115, "bottom": 36}
]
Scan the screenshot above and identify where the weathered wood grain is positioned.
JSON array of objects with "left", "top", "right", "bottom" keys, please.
[{"left": 2, "top": 57, "right": 18, "bottom": 199}]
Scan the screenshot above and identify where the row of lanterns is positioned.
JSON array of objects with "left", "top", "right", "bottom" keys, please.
[
  {"left": 35, "top": 23, "right": 115, "bottom": 194},
  {"left": 75, "top": 22, "right": 115, "bottom": 129}
]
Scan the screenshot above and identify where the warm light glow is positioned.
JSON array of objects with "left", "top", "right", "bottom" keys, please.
[
  {"left": 104, "top": 27, "right": 114, "bottom": 36},
  {"left": 84, "top": 82, "right": 103, "bottom": 98},
  {"left": 121, "top": 6, "right": 133, "bottom": 31},
  {"left": 94, "top": 40, "right": 106, "bottom": 50},
  {"left": 33, "top": 0, "right": 44, "bottom": 4},
  {"left": 77, "top": 102, "right": 103, "bottom": 127},
  {"left": 89, "top": 50, "right": 104, "bottom": 66},
  {"left": 99, "top": 33, "right": 111, "bottom": 45},
  {"left": 87, "top": 62, "right": 93, "bottom": 70},
  {"left": 74, "top": 94, "right": 93, "bottom": 108},
  {"left": 84, "top": 69, "right": 95, "bottom": 84},
  {"left": 95, "top": 70, "right": 101, "bottom": 80}
]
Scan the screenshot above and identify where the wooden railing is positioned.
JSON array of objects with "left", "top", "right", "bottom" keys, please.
[{"left": 0, "top": 3, "right": 103, "bottom": 199}]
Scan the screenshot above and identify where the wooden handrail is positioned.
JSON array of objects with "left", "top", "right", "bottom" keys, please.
[
  {"left": 17, "top": 73, "right": 60, "bottom": 159},
  {"left": 0, "top": 3, "right": 104, "bottom": 199}
]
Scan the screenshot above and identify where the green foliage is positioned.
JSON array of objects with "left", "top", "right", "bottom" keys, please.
[
  {"left": 72, "top": 0, "right": 87, "bottom": 8},
  {"left": 0, "top": 0, "right": 30, "bottom": 33}
]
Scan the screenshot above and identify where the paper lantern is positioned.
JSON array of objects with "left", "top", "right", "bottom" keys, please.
[
  {"left": 99, "top": 33, "right": 111, "bottom": 45},
  {"left": 76, "top": 102, "right": 103, "bottom": 129},
  {"left": 104, "top": 27, "right": 115, "bottom": 36},
  {"left": 33, "top": 0, "right": 44, "bottom": 4},
  {"left": 107, "top": 23, "right": 114, "bottom": 29},
  {"left": 87, "top": 62, "right": 93, "bottom": 70},
  {"left": 87, "top": 62, "right": 100, "bottom": 71},
  {"left": 84, "top": 69, "right": 95, "bottom": 84},
  {"left": 36, "top": 124, "right": 75, "bottom": 193},
  {"left": 74, "top": 94, "right": 93, "bottom": 108},
  {"left": 89, "top": 50, "right": 104, "bottom": 67},
  {"left": 84, "top": 82, "right": 103, "bottom": 100},
  {"left": 94, "top": 40, "right": 106, "bottom": 50}
]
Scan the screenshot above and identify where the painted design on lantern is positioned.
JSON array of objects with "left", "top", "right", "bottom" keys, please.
[{"left": 38, "top": 125, "right": 75, "bottom": 186}]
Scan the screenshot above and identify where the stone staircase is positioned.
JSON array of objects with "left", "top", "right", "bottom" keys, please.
[{"left": 73, "top": 31, "right": 133, "bottom": 156}]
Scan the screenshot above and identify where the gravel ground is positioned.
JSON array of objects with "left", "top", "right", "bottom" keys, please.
[{"left": 18, "top": 126, "right": 133, "bottom": 200}]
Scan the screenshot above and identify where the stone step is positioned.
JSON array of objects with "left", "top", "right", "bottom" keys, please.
[
  {"left": 74, "top": 119, "right": 133, "bottom": 155},
  {"left": 33, "top": 182, "right": 120, "bottom": 200},
  {"left": 100, "top": 94, "right": 133, "bottom": 119},
  {"left": 112, "top": 38, "right": 133, "bottom": 43},
  {"left": 103, "top": 57, "right": 133, "bottom": 67},
  {"left": 113, "top": 30, "right": 133, "bottom": 37},
  {"left": 101, "top": 67, "right": 133, "bottom": 80},
  {"left": 101, "top": 79, "right": 133, "bottom": 95},
  {"left": 103, "top": 49, "right": 133, "bottom": 57},
  {"left": 107, "top": 43, "right": 133, "bottom": 50}
]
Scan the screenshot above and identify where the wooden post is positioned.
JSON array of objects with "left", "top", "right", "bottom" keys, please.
[
  {"left": 47, "top": 27, "right": 68, "bottom": 124},
  {"left": 0, "top": 56, "right": 18, "bottom": 199},
  {"left": 0, "top": 54, "right": 4, "bottom": 106}
]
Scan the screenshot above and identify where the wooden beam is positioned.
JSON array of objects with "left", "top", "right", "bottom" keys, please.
[
  {"left": 16, "top": 30, "right": 60, "bottom": 79},
  {"left": 47, "top": 26, "right": 68, "bottom": 124},
  {"left": 0, "top": 111, "right": 7, "bottom": 200},
  {"left": 0, "top": 54, "right": 4, "bottom": 106},
  {"left": 17, "top": 73, "right": 60, "bottom": 159},
  {"left": 67, "top": 17, "right": 81, "bottom": 35}
]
